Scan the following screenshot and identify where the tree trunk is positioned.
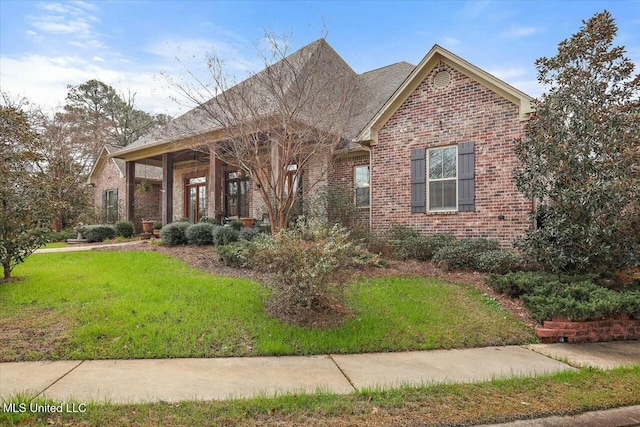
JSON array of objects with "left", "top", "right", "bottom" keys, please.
[{"left": 3, "top": 262, "right": 11, "bottom": 280}]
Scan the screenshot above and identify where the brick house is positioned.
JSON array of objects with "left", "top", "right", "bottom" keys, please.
[
  {"left": 109, "top": 40, "right": 534, "bottom": 246},
  {"left": 87, "top": 145, "right": 163, "bottom": 227}
]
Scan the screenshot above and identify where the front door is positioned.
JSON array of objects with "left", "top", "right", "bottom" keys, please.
[{"left": 186, "top": 177, "right": 207, "bottom": 222}]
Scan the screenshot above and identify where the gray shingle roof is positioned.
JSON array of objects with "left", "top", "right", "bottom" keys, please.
[{"left": 121, "top": 39, "right": 414, "bottom": 154}]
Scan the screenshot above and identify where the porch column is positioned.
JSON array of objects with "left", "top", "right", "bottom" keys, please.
[
  {"left": 162, "top": 153, "right": 174, "bottom": 225},
  {"left": 125, "top": 161, "right": 135, "bottom": 221},
  {"left": 209, "top": 145, "right": 224, "bottom": 220}
]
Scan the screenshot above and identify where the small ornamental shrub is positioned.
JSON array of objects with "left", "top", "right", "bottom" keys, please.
[
  {"left": 217, "top": 240, "right": 256, "bottom": 268},
  {"left": 252, "top": 219, "right": 374, "bottom": 312},
  {"left": 199, "top": 216, "right": 220, "bottom": 225},
  {"left": 486, "top": 271, "right": 558, "bottom": 298},
  {"left": 48, "top": 228, "right": 75, "bottom": 242},
  {"left": 213, "top": 226, "right": 239, "bottom": 246},
  {"left": 230, "top": 219, "right": 243, "bottom": 231},
  {"left": 185, "top": 223, "right": 216, "bottom": 245},
  {"left": 388, "top": 225, "right": 422, "bottom": 242},
  {"left": 474, "top": 249, "right": 522, "bottom": 274},
  {"left": 114, "top": 220, "right": 135, "bottom": 238},
  {"left": 238, "top": 227, "right": 260, "bottom": 241},
  {"left": 152, "top": 222, "right": 163, "bottom": 230},
  {"left": 522, "top": 281, "right": 640, "bottom": 323},
  {"left": 394, "top": 233, "right": 456, "bottom": 261},
  {"left": 83, "top": 225, "right": 117, "bottom": 243},
  {"left": 160, "top": 222, "right": 190, "bottom": 245},
  {"left": 433, "top": 238, "right": 500, "bottom": 271}
]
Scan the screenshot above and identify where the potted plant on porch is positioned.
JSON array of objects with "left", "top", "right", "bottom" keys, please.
[
  {"left": 152, "top": 222, "right": 162, "bottom": 238},
  {"left": 142, "top": 219, "right": 154, "bottom": 234}
]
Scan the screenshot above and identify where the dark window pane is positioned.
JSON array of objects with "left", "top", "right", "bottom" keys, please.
[
  {"left": 443, "top": 180, "right": 456, "bottom": 208},
  {"left": 429, "top": 150, "right": 442, "bottom": 179},
  {"left": 429, "top": 181, "right": 443, "bottom": 210},
  {"left": 442, "top": 147, "right": 457, "bottom": 178}
]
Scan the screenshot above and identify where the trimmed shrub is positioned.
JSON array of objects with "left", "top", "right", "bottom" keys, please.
[
  {"left": 522, "top": 281, "right": 640, "bottom": 323},
  {"left": 199, "top": 216, "right": 220, "bottom": 225},
  {"left": 433, "top": 238, "right": 500, "bottom": 271},
  {"left": 83, "top": 225, "right": 117, "bottom": 243},
  {"left": 394, "top": 233, "right": 456, "bottom": 261},
  {"left": 474, "top": 249, "right": 522, "bottom": 274},
  {"left": 217, "top": 240, "right": 256, "bottom": 268},
  {"left": 152, "top": 222, "right": 163, "bottom": 230},
  {"left": 213, "top": 226, "right": 239, "bottom": 246},
  {"left": 185, "top": 223, "right": 216, "bottom": 245},
  {"left": 230, "top": 220, "right": 243, "bottom": 231},
  {"left": 114, "top": 220, "right": 135, "bottom": 238},
  {"left": 486, "top": 271, "right": 558, "bottom": 297},
  {"left": 48, "top": 228, "right": 76, "bottom": 242},
  {"left": 160, "top": 222, "right": 190, "bottom": 245},
  {"left": 238, "top": 227, "right": 260, "bottom": 241}
]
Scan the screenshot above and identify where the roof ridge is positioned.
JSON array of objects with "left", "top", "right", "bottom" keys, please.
[{"left": 360, "top": 61, "right": 415, "bottom": 75}]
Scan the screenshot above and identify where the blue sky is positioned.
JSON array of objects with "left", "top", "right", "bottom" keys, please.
[{"left": 1, "top": 0, "right": 638, "bottom": 116}]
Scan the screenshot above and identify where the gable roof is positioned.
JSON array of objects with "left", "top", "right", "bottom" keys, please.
[
  {"left": 355, "top": 44, "right": 534, "bottom": 144},
  {"left": 113, "top": 40, "right": 415, "bottom": 161},
  {"left": 87, "top": 145, "right": 163, "bottom": 185}
]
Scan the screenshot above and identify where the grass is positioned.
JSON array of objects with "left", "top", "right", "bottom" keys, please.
[
  {"left": 41, "top": 242, "right": 69, "bottom": 249},
  {"left": 0, "top": 251, "right": 535, "bottom": 361},
  {"left": 2, "top": 365, "right": 639, "bottom": 426}
]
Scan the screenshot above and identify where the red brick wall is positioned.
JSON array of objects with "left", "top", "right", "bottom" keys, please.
[
  {"left": 536, "top": 315, "right": 640, "bottom": 343},
  {"left": 330, "top": 154, "right": 370, "bottom": 227},
  {"left": 371, "top": 62, "right": 533, "bottom": 247}
]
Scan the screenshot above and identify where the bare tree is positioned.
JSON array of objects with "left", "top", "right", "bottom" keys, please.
[{"left": 167, "top": 34, "right": 365, "bottom": 232}]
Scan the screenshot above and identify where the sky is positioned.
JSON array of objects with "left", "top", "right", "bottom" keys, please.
[{"left": 1, "top": 0, "right": 639, "bottom": 117}]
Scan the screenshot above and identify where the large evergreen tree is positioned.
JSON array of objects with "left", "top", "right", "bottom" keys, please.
[{"left": 514, "top": 11, "right": 640, "bottom": 274}]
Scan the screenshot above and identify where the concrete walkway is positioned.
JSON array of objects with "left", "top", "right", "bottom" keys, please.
[
  {"left": 2, "top": 342, "right": 639, "bottom": 404},
  {"left": 35, "top": 240, "right": 149, "bottom": 254}
]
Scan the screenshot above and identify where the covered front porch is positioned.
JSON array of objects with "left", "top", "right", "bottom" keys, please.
[{"left": 116, "top": 144, "right": 253, "bottom": 226}]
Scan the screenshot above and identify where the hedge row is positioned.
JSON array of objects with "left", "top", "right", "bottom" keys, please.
[
  {"left": 387, "top": 226, "right": 522, "bottom": 274},
  {"left": 160, "top": 222, "right": 261, "bottom": 246}
]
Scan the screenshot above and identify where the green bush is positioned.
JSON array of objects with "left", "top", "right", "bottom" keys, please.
[
  {"left": 474, "top": 249, "right": 522, "bottom": 274},
  {"left": 230, "top": 220, "right": 243, "bottom": 231},
  {"left": 185, "top": 223, "right": 216, "bottom": 245},
  {"left": 83, "top": 225, "right": 117, "bottom": 243},
  {"left": 387, "top": 225, "right": 422, "bottom": 241},
  {"left": 238, "top": 227, "right": 260, "bottom": 241},
  {"left": 152, "top": 222, "right": 163, "bottom": 230},
  {"left": 48, "top": 228, "right": 76, "bottom": 242},
  {"left": 114, "top": 220, "right": 135, "bottom": 238},
  {"left": 522, "top": 281, "right": 640, "bottom": 323},
  {"left": 252, "top": 220, "right": 372, "bottom": 312},
  {"left": 160, "top": 222, "right": 190, "bottom": 245},
  {"left": 217, "top": 240, "right": 256, "bottom": 268},
  {"left": 486, "top": 271, "right": 558, "bottom": 297},
  {"left": 198, "top": 216, "right": 220, "bottom": 225},
  {"left": 213, "top": 226, "right": 239, "bottom": 246},
  {"left": 433, "top": 238, "right": 501, "bottom": 271},
  {"left": 394, "top": 233, "right": 456, "bottom": 261}
]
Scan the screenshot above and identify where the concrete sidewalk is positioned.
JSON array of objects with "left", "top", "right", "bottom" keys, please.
[
  {"left": 2, "top": 342, "right": 639, "bottom": 404},
  {"left": 35, "top": 240, "right": 149, "bottom": 254}
]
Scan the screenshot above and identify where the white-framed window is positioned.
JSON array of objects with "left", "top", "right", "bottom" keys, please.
[
  {"left": 354, "top": 165, "right": 370, "bottom": 208},
  {"left": 427, "top": 146, "right": 457, "bottom": 211}
]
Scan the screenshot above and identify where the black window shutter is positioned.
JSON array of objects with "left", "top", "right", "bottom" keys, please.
[
  {"left": 102, "top": 190, "right": 108, "bottom": 209},
  {"left": 410, "top": 148, "right": 426, "bottom": 213},
  {"left": 458, "top": 142, "right": 475, "bottom": 212},
  {"left": 114, "top": 188, "right": 119, "bottom": 213}
]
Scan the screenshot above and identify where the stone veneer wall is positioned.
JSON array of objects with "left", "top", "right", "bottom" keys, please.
[{"left": 371, "top": 61, "right": 533, "bottom": 247}]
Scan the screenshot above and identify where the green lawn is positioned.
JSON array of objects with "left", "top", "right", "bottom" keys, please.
[
  {"left": 0, "top": 251, "right": 536, "bottom": 361},
  {"left": 41, "top": 242, "right": 69, "bottom": 249}
]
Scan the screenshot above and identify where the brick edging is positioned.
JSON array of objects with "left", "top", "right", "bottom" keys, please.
[{"left": 535, "top": 315, "right": 640, "bottom": 343}]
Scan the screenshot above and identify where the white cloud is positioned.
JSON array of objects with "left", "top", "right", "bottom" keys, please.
[
  {"left": 487, "top": 66, "right": 527, "bottom": 80},
  {"left": 502, "top": 26, "right": 542, "bottom": 38},
  {"left": 442, "top": 37, "right": 461, "bottom": 47},
  {"left": 92, "top": 56, "right": 104, "bottom": 62},
  {"left": 28, "top": 1, "right": 104, "bottom": 50},
  {"left": 0, "top": 54, "right": 185, "bottom": 116}
]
